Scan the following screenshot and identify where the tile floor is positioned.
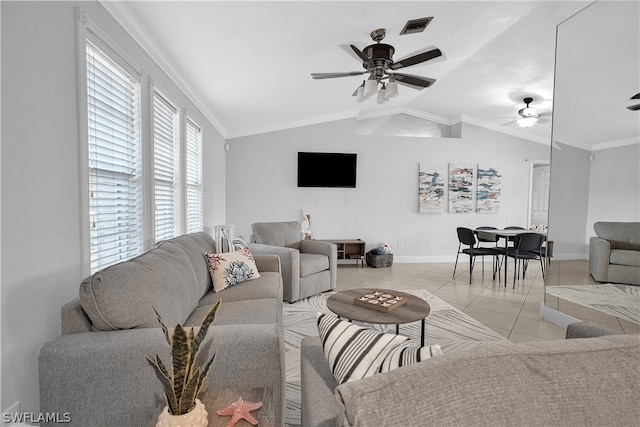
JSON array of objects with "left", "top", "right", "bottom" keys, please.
[{"left": 335, "top": 258, "right": 639, "bottom": 342}]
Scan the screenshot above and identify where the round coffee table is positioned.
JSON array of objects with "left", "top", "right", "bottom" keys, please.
[{"left": 326, "top": 288, "right": 431, "bottom": 346}]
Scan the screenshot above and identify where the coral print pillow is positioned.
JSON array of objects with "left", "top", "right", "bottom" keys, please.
[{"left": 205, "top": 247, "right": 261, "bottom": 292}]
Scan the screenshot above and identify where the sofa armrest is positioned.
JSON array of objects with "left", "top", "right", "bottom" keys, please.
[
  {"left": 61, "top": 298, "right": 93, "bottom": 335},
  {"left": 39, "top": 324, "right": 284, "bottom": 427},
  {"left": 248, "top": 243, "right": 300, "bottom": 301},
  {"left": 253, "top": 254, "right": 281, "bottom": 273},
  {"left": 566, "top": 322, "right": 618, "bottom": 339},
  {"left": 589, "top": 236, "right": 611, "bottom": 282},
  {"left": 300, "top": 240, "right": 337, "bottom": 291}
]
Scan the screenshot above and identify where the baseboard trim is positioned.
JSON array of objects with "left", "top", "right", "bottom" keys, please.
[{"left": 540, "top": 303, "right": 581, "bottom": 329}]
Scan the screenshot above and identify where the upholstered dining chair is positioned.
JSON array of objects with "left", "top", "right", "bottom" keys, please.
[
  {"left": 506, "top": 232, "right": 545, "bottom": 288},
  {"left": 248, "top": 221, "right": 337, "bottom": 302},
  {"left": 454, "top": 227, "right": 502, "bottom": 284}
]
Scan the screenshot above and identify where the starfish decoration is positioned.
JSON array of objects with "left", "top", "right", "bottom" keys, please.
[{"left": 216, "top": 397, "right": 262, "bottom": 427}]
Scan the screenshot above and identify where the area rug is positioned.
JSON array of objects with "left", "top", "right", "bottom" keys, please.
[
  {"left": 282, "top": 289, "right": 507, "bottom": 426},
  {"left": 545, "top": 284, "right": 640, "bottom": 325}
]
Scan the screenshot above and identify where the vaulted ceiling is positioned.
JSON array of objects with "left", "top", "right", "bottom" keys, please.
[{"left": 102, "top": 1, "right": 639, "bottom": 149}]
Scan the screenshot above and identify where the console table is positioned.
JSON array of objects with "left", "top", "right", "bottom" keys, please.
[{"left": 319, "top": 239, "right": 366, "bottom": 267}]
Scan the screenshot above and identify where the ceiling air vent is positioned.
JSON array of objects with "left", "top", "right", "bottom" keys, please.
[{"left": 399, "top": 17, "right": 433, "bottom": 35}]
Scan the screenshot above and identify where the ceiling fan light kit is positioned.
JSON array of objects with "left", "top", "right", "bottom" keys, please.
[
  {"left": 311, "top": 26, "right": 444, "bottom": 103},
  {"left": 516, "top": 97, "right": 540, "bottom": 128}
]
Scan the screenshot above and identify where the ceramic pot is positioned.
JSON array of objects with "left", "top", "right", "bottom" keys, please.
[{"left": 155, "top": 399, "right": 208, "bottom": 427}]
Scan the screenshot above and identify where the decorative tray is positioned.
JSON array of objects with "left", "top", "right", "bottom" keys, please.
[{"left": 353, "top": 291, "right": 407, "bottom": 313}]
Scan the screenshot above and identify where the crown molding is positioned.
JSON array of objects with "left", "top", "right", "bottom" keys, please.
[
  {"left": 456, "top": 114, "right": 551, "bottom": 145},
  {"left": 98, "top": 0, "right": 229, "bottom": 138},
  {"left": 591, "top": 136, "right": 639, "bottom": 151},
  {"left": 226, "top": 110, "right": 360, "bottom": 139}
]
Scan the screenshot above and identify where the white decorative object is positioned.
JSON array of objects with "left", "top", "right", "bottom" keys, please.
[
  {"left": 155, "top": 399, "right": 208, "bottom": 427},
  {"left": 301, "top": 209, "right": 311, "bottom": 239},
  {"left": 214, "top": 225, "right": 234, "bottom": 253}
]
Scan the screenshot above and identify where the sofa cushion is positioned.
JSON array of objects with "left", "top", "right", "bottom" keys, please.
[
  {"left": 594, "top": 222, "right": 640, "bottom": 249},
  {"left": 335, "top": 334, "right": 640, "bottom": 427},
  {"left": 186, "top": 299, "right": 279, "bottom": 327},
  {"left": 198, "top": 272, "right": 282, "bottom": 306},
  {"left": 80, "top": 242, "right": 200, "bottom": 331},
  {"left": 252, "top": 221, "right": 302, "bottom": 249},
  {"left": 205, "top": 247, "right": 261, "bottom": 292},
  {"left": 317, "top": 313, "right": 439, "bottom": 384},
  {"left": 610, "top": 249, "right": 640, "bottom": 267},
  {"left": 300, "top": 253, "right": 329, "bottom": 277},
  {"left": 160, "top": 232, "right": 215, "bottom": 298}
]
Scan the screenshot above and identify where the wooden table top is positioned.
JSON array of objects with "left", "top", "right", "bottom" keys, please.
[{"left": 327, "top": 288, "right": 430, "bottom": 325}]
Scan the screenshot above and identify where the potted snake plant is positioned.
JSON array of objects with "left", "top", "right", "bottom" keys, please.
[{"left": 147, "top": 299, "right": 221, "bottom": 427}]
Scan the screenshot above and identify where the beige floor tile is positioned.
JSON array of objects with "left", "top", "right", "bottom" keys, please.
[
  {"left": 511, "top": 317, "right": 565, "bottom": 340},
  {"left": 432, "top": 289, "right": 478, "bottom": 306},
  {"left": 335, "top": 260, "right": 636, "bottom": 341},
  {"left": 462, "top": 306, "right": 517, "bottom": 331},
  {"left": 469, "top": 296, "right": 523, "bottom": 316}
]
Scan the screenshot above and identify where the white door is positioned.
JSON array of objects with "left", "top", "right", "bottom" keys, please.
[{"left": 530, "top": 164, "right": 550, "bottom": 226}]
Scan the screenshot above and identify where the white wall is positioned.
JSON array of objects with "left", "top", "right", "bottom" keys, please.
[
  {"left": 548, "top": 142, "right": 640, "bottom": 260},
  {"left": 585, "top": 144, "right": 640, "bottom": 237},
  {"left": 0, "top": 1, "right": 225, "bottom": 413},
  {"left": 547, "top": 142, "right": 591, "bottom": 259},
  {"left": 226, "top": 119, "right": 549, "bottom": 261}
]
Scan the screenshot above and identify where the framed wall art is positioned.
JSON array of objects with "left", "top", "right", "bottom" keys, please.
[
  {"left": 418, "top": 163, "right": 445, "bottom": 213},
  {"left": 448, "top": 163, "right": 474, "bottom": 213}
]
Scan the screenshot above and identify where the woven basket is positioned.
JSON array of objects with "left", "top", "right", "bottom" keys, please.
[{"left": 366, "top": 251, "right": 393, "bottom": 268}]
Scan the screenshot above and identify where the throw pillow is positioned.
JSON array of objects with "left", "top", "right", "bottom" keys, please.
[
  {"left": 204, "top": 247, "right": 261, "bottom": 292},
  {"left": 317, "top": 313, "right": 409, "bottom": 384},
  {"left": 317, "top": 313, "right": 443, "bottom": 384},
  {"left": 378, "top": 341, "right": 442, "bottom": 373}
]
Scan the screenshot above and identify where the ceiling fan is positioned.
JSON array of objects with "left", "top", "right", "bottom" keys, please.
[
  {"left": 311, "top": 28, "right": 445, "bottom": 103},
  {"left": 504, "top": 97, "right": 551, "bottom": 128},
  {"left": 627, "top": 93, "right": 640, "bottom": 111}
]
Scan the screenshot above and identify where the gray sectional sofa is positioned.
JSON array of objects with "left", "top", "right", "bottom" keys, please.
[
  {"left": 301, "top": 322, "right": 640, "bottom": 426},
  {"left": 589, "top": 221, "right": 640, "bottom": 285},
  {"left": 39, "top": 232, "right": 285, "bottom": 427}
]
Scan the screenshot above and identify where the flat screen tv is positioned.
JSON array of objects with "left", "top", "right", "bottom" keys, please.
[{"left": 297, "top": 152, "right": 357, "bottom": 188}]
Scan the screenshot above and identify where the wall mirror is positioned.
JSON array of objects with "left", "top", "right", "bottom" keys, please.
[{"left": 544, "top": 0, "right": 640, "bottom": 331}]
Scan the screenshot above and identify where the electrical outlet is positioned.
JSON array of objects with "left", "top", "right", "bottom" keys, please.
[{"left": 398, "top": 242, "right": 404, "bottom": 249}]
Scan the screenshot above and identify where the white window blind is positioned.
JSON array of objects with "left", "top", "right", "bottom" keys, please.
[
  {"left": 153, "top": 93, "right": 178, "bottom": 242},
  {"left": 185, "top": 120, "right": 203, "bottom": 233},
  {"left": 86, "top": 40, "right": 142, "bottom": 273}
]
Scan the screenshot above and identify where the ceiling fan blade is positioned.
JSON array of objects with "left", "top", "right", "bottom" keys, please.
[
  {"left": 390, "top": 47, "right": 444, "bottom": 70},
  {"left": 392, "top": 73, "right": 436, "bottom": 89},
  {"left": 311, "top": 71, "right": 367, "bottom": 79},
  {"left": 627, "top": 93, "right": 640, "bottom": 111},
  {"left": 349, "top": 44, "right": 369, "bottom": 62}
]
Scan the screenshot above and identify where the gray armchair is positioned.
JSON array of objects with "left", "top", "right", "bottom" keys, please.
[
  {"left": 589, "top": 222, "right": 640, "bottom": 285},
  {"left": 249, "top": 221, "right": 337, "bottom": 302}
]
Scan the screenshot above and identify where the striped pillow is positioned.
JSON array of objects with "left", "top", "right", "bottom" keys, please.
[
  {"left": 379, "top": 341, "right": 442, "bottom": 373},
  {"left": 317, "top": 313, "right": 442, "bottom": 384},
  {"left": 317, "top": 313, "right": 408, "bottom": 384}
]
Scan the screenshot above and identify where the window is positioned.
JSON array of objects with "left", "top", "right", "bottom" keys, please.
[
  {"left": 86, "top": 40, "right": 142, "bottom": 272},
  {"left": 153, "top": 93, "right": 178, "bottom": 242},
  {"left": 79, "top": 14, "right": 207, "bottom": 274},
  {"left": 185, "top": 119, "right": 203, "bottom": 233}
]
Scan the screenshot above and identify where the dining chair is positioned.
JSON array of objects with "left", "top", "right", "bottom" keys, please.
[
  {"left": 506, "top": 232, "right": 545, "bottom": 288},
  {"left": 454, "top": 227, "right": 502, "bottom": 284},
  {"left": 476, "top": 226, "right": 501, "bottom": 277}
]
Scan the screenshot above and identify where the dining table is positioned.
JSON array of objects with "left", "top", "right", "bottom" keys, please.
[{"left": 474, "top": 228, "right": 547, "bottom": 286}]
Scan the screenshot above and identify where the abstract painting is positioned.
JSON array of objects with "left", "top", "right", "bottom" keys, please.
[
  {"left": 476, "top": 164, "right": 501, "bottom": 213},
  {"left": 448, "top": 163, "right": 474, "bottom": 213},
  {"left": 419, "top": 163, "right": 445, "bottom": 213}
]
